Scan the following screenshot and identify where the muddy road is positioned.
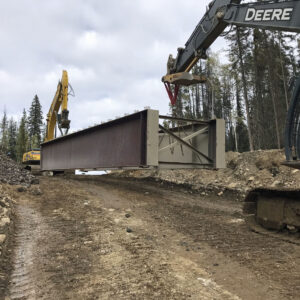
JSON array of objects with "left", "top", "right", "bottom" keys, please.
[{"left": 3, "top": 176, "right": 300, "bottom": 299}]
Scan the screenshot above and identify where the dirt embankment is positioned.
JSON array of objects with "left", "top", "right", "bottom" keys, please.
[
  {"left": 0, "top": 153, "right": 39, "bottom": 297},
  {"left": 0, "top": 186, "right": 15, "bottom": 297},
  {"left": 116, "top": 150, "right": 300, "bottom": 198}
]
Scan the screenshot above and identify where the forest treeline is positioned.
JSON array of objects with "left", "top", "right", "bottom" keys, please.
[
  {"left": 171, "top": 28, "right": 300, "bottom": 152},
  {"left": 0, "top": 95, "right": 43, "bottom": 162}
]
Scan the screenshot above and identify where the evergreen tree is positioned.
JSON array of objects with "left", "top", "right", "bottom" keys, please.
[
  {"left": 234, "top": 72, "right": 250, "bottom": 152},
  {"left": 16, "top": 109, "right": 29, "bottom": 162},
  {"left": 28, "top": 95, "right": 43, "bottom": 147},
  {"left": 31, "top": 134, "right": 40, "bottom": 149},
  {"left": 7, "top": 118, "right": 17, "bottom": 160},
  {"left": 41, "top": 123, "right": 47, "bottom": 142},
  {"left": 227, "top": 27, "right": 254, "bottom": 151},
  {"left": 0, "top": 110, "right": 9, "bottom": 154}
]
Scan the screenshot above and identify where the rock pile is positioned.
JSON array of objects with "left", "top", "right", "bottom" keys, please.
[
  {"left": 0, "top": 186, "right": 14, "bottom": 296},
  {"left": 117, "top": 149, "right": 300, "bottom": 199},
  {"left": 0, "top": 188, "right": 13, "bottom": 255},
  {"left": 0, "top": 152, "right": 35, "bottom": 185}
]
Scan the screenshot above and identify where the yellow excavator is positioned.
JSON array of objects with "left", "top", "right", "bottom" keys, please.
[
  {"left": 22, "top": 149, "right": 41, "bottom": 169},
  {"left": 22, "top": 70, "right": 72, "bottom": 170}
]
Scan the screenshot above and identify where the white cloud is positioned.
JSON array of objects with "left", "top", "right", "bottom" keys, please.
[{"left": 0, "top": 0, "right": 226, "bottom": 128}]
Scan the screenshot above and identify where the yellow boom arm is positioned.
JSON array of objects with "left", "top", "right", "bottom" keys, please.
[{"left": 45, "top": 70, "right": 70, "bottom": 142}]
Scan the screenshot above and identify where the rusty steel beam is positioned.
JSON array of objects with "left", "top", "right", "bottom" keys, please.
[
  {"left": 41, "top": 109, "right": 226, "bottom": 171},
  {"left": 41, "top": 110, "right": 149, "bottom": 171}
]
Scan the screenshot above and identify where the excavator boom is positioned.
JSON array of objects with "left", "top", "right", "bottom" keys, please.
[
  {"left": 45, "top": 70, "right": 71, "bottom": 142},
  {"left": 164, "top": 0, "right": 300, "bottom": 77}
]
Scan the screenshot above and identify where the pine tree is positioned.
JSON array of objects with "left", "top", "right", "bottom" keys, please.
[
  {"left": 0, "top": 110, "right": 9, "bottom": 154},
  {"left": 28, "top": 95, "right": 43, "bottom": 148},
  {"left": 250, "top": 30, "right": 294, "bottom": 149},
  {"left": 41, "top": 123, "right": 47, "bottom": 142},
  {"left": 7, "top": 118, "right": 17, "bottom": 160},
  {"left": 16, "top": 109, "right": 29, "bottom": 162},
  {"left": 234, "top": 72, "right": 250, "bottom": 152},
  {"left": 235, "top": 27, "right": 254, "bottom": 151},
  {"left": 220, "top": 64, "right": 236, "bottom": 151}
]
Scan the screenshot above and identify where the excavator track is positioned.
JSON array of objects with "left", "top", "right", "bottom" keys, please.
[{"left": 244, "top": 188, "right": 300, "bottom": 235}]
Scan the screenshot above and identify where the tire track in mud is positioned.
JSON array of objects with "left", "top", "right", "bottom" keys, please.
[
  {"left": 5, "top": 176, "right": 300, "bottom": 299},
  {"left": 7, "top": 178, "right": 242, "bottom": 300},
  {"left": 83, "top": 176, "right": 300, "bottom": 300},
  {"left": 8, "top": 200, "right": 62, "bottom": 300},
  {"left": 9, "top": 204, "right": 44, "bottom": 299},
  {"left": 137, "top": 193, "right": 300, "bottom": 299}
]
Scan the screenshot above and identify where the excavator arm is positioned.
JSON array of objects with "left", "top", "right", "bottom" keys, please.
[
  {"left": 45, "top": 70, "right": 71, "bottom": 142},
  {"left": 163, "top": 0, "right": 300, "bottom": 80}
]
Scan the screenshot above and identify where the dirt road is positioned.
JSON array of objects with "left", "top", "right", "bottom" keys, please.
[{"left": 3, "top": 176, "right": 300, "bottom": 299}]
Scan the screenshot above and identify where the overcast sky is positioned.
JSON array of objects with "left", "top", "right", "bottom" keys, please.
[{"left": 0, "top": 0, "right": 227, "bottom": 131}]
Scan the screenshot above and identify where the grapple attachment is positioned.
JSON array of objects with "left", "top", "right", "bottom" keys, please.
[
  {"left": 162, "top": 72, "right": 206, "bottom": 86},
  {"left": 57, "top": 109, "right": 70, "bottom": 136},
  {"left": 162, "top": 72, "right": 206, "bottom": 106}
]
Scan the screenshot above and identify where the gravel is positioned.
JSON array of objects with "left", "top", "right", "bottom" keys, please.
[
  {"left": 0, "top": 152, "right": 35, "bottom": 185},
  {"left": 115, "top": 149, "right": 300, "bottom": 198}
]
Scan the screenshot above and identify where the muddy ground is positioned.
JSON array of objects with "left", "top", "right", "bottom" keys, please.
[{"left": 1, "top": 175, "right": 299, "bottom": 300}]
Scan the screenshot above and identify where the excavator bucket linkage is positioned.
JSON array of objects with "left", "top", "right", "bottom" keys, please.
[{"left": 162, "top": 73, "right": 207, "bottom": 105}]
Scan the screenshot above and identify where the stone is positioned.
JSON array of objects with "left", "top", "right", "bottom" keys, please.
[
  {"left": 287, "top": 225, "right": 298, "bottom": 233},
  {"left": 31, "top": 187, "right": 42, "bottom": 196},
  {"left": 271, "top": 167, "right": 280, "bottom": 177},
  {"left": 0, "top": 217, "right": 10, "bottom": 228},
  {"left": 83, "top": 240, "right": 93, "bottom": 245},
  {"left": 228, "top": 182, "right": 238, "bottom": 189},
  {"left": 0, "top": 200, "right": 7, "bottom": 208},
  {"left": 271, "top": 180, "right": 281, "bottom": 187},
  {"left": 248, "top": 176, "right": 255, "bottom": 182},
  {"left": 30, "top": 178, "right": 40, "bottom": 185},
  {"left": 0, "top": 234, "right": 6, "bottom": 244},
  {"left": 1, "top": 207, "right": 8, "bottom": 217},
  {"left": 17, "top": 186, "right": 27, "bottom": 192}
]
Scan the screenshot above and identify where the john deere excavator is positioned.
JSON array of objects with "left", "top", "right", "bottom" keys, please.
[
  {"left": 23, "top": 70, "right": 72, "bottom": 170},
  {"left": 162, "top": 0, "right": 300, "bottom": 231}
]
